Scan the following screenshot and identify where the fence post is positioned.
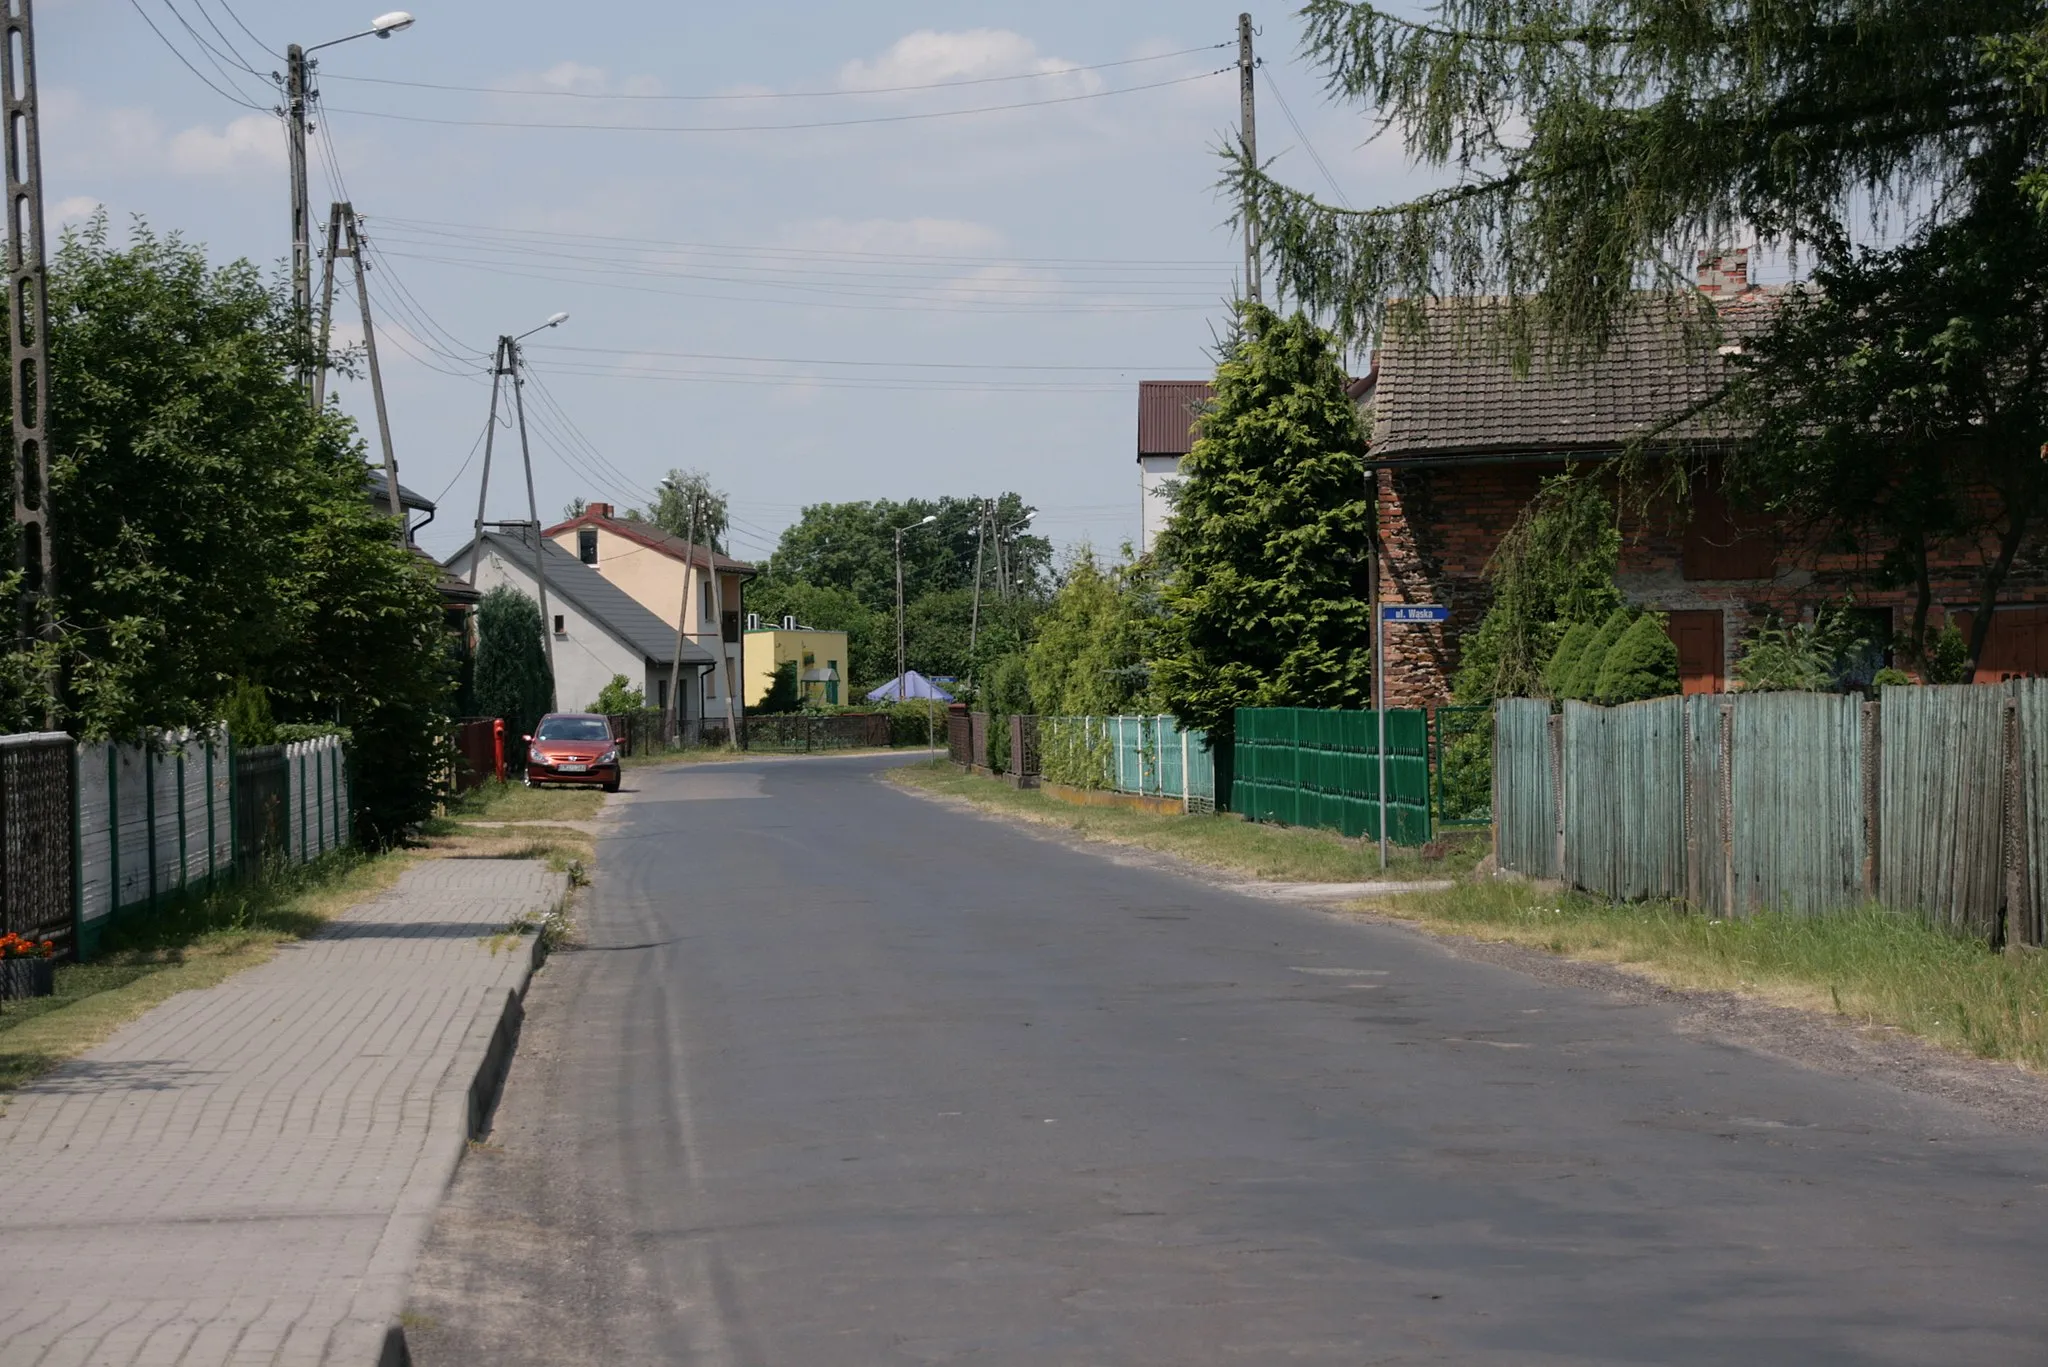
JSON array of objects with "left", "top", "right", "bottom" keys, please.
[
  {"left": 1860, "top": 699, "right": 1881, "bottom": 902},
  {"left": 1719, "top": 701, "right": 1736, "bottom": 919},
  {"left": 1182, "top": 724, "right": 1191, "bottom": 813},
  {"left": 144, "top": 744, "right": 158, "bottom": 913},
  {"left": 175, "top": 744, "right": 189, "bottom": 893},
  {"left": 2003, "top": 692, "right": 2036, "bottom": 946},
  {"left": 107, "top": 745, "right": 121, "bottom": 919},
  {"left": 1548, "top": 713, "right": 1565, "bottom": 882}
]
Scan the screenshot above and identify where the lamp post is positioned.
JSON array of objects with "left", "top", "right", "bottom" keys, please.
[
  {"left": 894, "top": 514, "right": 937, "bottom": 701},
  {"left": 285, "top": 12, "right": 415, "bottom": 386}
]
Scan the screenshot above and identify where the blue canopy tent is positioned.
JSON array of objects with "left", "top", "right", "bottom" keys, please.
[{"left": 866, "top": 670, "right": 954, "bottom": 703}]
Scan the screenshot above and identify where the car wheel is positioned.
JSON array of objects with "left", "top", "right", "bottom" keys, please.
[{"left": 603, "top": 778, "right": 620, "bottom": 793}]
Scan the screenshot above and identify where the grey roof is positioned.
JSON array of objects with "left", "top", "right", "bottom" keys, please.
[
  {"left": 447, "top": 529, "right": 716, "bottom": 668},
  {"left": 364, "top": 468, "right": 436, "bottom": 512},
  {"left": 1370, "top": 294, "right": 1775, "bottom": 460}
]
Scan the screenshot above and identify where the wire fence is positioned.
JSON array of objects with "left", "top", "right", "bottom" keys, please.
[{"left": 1038, "top": 715, "right": 1217, "bottom": 811}]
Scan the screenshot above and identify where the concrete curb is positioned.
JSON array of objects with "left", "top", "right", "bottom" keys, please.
[{"left": 354, "top": 872, "right": 566, "bottom": 1367}]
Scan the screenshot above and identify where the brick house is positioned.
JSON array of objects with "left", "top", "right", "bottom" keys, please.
[{"left": 1366, "top": 253, "right": 2048, "bottom": 706}]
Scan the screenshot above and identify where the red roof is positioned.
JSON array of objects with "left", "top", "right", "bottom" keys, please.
[
  {"left": 1136, "top": 380, "right": 1214, "bottom": 459},
  {"left": 541, "top": 505, "right": 755, "bottom": 574}
]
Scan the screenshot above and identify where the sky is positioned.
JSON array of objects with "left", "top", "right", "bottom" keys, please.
[{"left": 37, "top": 1, "right": 1423, "bottom": 566}]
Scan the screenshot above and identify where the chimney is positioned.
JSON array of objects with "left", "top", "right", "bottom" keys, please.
[
  {"left": 587, "top": 501, "right": 613, "bottom": 518},
  {"left": 1696, "top": 247, "right": 1750, "bottom": 296},
  {"left": 781, "top": 615, "right": 797, "bottom": 631}
]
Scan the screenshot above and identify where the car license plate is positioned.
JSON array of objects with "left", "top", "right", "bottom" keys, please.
[{"left": 557, "top": 763, "right": 588, "bottom": 773}]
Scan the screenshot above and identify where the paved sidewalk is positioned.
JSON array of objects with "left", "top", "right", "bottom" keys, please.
[{"left": 0, "top": 859, "right": 564, "bottom": 1367}]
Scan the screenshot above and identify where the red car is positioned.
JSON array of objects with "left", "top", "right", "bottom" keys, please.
[{"left": 523, "top": 712, "right": 622, "bottom": 792}]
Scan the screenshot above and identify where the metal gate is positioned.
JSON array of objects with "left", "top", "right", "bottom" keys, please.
[
  {"left": 234, "top": 745, "right": 289, "bottom": 879},
  {"left": 0, "top": 733, "right": 74, "bottom": 956}
]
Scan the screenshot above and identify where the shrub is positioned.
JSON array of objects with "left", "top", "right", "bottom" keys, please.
[
  {"left": 1540, "top": 621, "right": 1595, "bottom": 700},
  {"left": 1040, "top": 716, "right": 1115, "bottom": 788},
  {"left": 223, "top": 679, "right": 275, "bottom": 746},
  {"left": 591, "top": 674, "right": 644, "bottom": 715},
  {"left": 1594, "top": 612, "right": 1679, "bottom": 703},
  {"left": 754, "top": 661, "right": 802, "bottom": 715},
  {"left": 1925, "top": 622, "right": 1971, "bottom": 684},
  {"left": 1872, "top": 666, "right": 1915, "bottom": 688},
  {"left": 1563, "top": 607, "right": 1634, "bottom": 701},
  {"left": 474, "top": 586, "right": 552, "bottom": 739}
]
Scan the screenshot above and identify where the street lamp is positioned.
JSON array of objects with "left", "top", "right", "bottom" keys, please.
[
  {"left": 895, "top": 515, "right": 938, "bottom": 701},
  {"left": 286, "top": 13, "right": 418, "bottom": 375}
]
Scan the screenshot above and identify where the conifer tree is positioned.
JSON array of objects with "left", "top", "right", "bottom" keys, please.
[{"left": 1153, "top": 305, "right": 1373, "bottom": 738}]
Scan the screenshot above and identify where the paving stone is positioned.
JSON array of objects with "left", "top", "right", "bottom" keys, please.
[{"left": 0, "top": 860, "right": 563, "bottom": 1367}]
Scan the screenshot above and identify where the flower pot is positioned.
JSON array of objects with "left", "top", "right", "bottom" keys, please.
[{"left": 0, "top": 957, "right": 55, "bottom": 1001}]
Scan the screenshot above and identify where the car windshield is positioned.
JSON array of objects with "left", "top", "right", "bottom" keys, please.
[{"left": 536, "top": 718, "right": 612, "bottom": 742}]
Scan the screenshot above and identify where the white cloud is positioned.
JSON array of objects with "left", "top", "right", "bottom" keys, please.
[
  {"left": 49, "top": 196, "right": 100, "bottom": 227},
  {"left": 167, "top": 114, "right": 285, "bottom": 176},
  {"left": 776, "top": 217, "right": 1006, "bottom": 256},
  {"left": 837, "top": 30, "right": 1100, "bottom": 97},
  {"left": 538, "top": 61, "right": 608, "bottom": 93}
]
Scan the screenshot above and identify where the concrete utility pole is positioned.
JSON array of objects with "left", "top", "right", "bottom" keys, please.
[
  {"left": 471, "top": 312, "right": 568, "bottom": 711},
  {"left": 968, "top": 499, "right": 989, "bottom": 660},
  {"left": 4, "top": 0, "right": 56, "bottom": 674},
  {"left": 280, "top": 14, "right": 416, "bottom": 393},
  {"left": 285, "top": 44, "right": 313, "bottom": 372},
  {"left": 313, "top": 204, "right": 402, "bottom": 536},
  {"left": 707, "top": 528, "right": 739, "bottom": 748},
  {"left": 505, "top": 338, "right": 557, "bottom": 712},
  {"left": 1238, "top": 12, "right": 1262, "bottom": 306},
  {"left": 666, "top": 496, "right": 700, "bottom": 744}
]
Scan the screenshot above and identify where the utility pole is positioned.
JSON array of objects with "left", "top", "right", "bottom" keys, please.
[
  {"left": 286, "top": 44, "right": 313, "bottom": 380},
  {"left": 707, "top": 527, "right": 739, "bottom": 748},
  {"left": 313, "top": 204, "right": 344, "bottom": 410},
  {"left": 468, "top": 361, "right": 504, "bottom": 587},
  {"left": 968, "top": 499, "right": 989, "bottom": 659},
  {"left": 4, "top": 0, "right": 55, "bottom": 701},
  {"left": 1238, "top": 12, "right": 1262, "bottom": 306},
  {"left": 504, "top": 337, "right": 557, "bottom": 712},
  {"left": 313, "top": 204, "right": 402, "bottom": 534},
  {"left": 666, "top": 495, "right": 700, "bottom": 745}
]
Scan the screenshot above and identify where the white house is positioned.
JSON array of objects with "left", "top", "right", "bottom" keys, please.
[
  {"left": 1136, "top": 380, "right": 1211, "bottom": 553},
  {"left": 448, "top": 528, "right": 723, "bottom": 727}
]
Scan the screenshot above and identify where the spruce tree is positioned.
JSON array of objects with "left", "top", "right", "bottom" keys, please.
[
  {"left": 1594, "top": 613, "right": 1680, "bottom": 703},
  {"left": 1563, "top": 608, "right": 1634, "bottom": 702},
  {"left": 1153, "top": 305, "right": 1373, "bottom": 738}
]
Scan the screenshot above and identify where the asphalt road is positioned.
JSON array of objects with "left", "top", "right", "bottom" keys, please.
[{"left": 407, "top": 755, "right": 2048, "bottom": 1365}]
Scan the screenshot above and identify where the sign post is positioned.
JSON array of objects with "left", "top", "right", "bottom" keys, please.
[{"left": 1376, "top": 604, "right": 1450, "bottom": 869}]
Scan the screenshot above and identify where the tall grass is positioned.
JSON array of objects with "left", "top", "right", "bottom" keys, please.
[{"left": 1381, "top": 881, "right": 2048, "bottom": 1066}]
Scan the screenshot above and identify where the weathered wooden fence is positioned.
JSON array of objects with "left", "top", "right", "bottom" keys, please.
[{"left": 1495, "top": 682, "right": 2048, "bottom": 943}]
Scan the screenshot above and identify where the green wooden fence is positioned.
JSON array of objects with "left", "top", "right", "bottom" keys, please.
[{"left": 1233, "top": 707, "right": 1432, "bottom": 844}]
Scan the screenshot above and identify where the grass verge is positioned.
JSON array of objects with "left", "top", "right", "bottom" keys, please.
[
  {"left": 889, "top": 760, "right": 1485, "bottom": 883},
  {"left": 1375, "top": 880, "right": 2048, "bottom": 1067},
  {"left": 440, "top": 780, "right": 604, "bottom": 823},
  {"left": 0, "top": 850, "right": 409, "bottom": 1092}
]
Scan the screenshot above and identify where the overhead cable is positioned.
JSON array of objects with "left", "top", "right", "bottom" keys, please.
[
  {"left": 315, "top": 42, "right": 1230, "bottom": 101},
  {"left": 320, "top": 68, "right": 1233, "bottom": 135}
]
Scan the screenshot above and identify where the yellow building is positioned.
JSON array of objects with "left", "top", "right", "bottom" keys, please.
[{"left": 743, "top": 621, "right": 851, "bottom": 707}]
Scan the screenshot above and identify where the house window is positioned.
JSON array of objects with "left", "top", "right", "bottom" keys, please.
[
  {"left": 553, "top": 614, "right": 565, "bottom": 635},
  {"left": 1682, "top": 479, "right": 1776, "bottom": 581},
  {"left": 702, "top": 580, "right": 713, "bottom": 623},
  {"left": 656, "top": 678, "right": 668, "bottom": 710},
  {"left": 577, "top": 527, "right": 598, "bottom": 565}
]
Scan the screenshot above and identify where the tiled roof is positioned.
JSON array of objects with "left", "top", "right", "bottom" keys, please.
[
  {"left": 445, "top": 529, "right": 717, "bottom": 668},
  {"left": 1370, "top": 294, "right": 1776, "bottom": 460},
  {"left": 1137, "top": 380, "right": 1214, "bottom": 458},
  {"left": 540, "top": 510, "right": 754, "bottom": 574}
]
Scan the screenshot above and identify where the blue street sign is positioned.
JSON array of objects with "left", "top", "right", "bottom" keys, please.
[{"left": 1381, "top": 604, "right": 1449, "bottom": 623}]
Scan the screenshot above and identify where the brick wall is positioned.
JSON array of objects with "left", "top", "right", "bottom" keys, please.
[{"left": 1375, "top": 461, "right": 2048, "bottom": 707}]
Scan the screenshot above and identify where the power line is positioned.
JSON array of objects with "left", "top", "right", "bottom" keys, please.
[
  {"left": 524, "top": 342, "right": 1206, "bottom": 373},
  {"left": 368, "top": 224, "right": 1226, "bottom": 288},
  {"left": 317, "top": 42, "right": 1230, "bottom": 102},
  {"left": 125, "top": 0, "right": 269, "bottom": 109},
  {"left": 1262, "top": 68, "right": 1353, "bottom": 210},
  {"left": 432, "top": 408, "right": 499, "bottom": 504},
  {"left": 320, "top": 67, "right": 1232, "bottom": 135},
  {"left": 372, "top": 214, "right": 1233, "bottom": 269},
  {"left": 208, "top": 0, "right": 272, "bottom": 57},
  {"left": 372, "top": 248, "right": 1223, "bottom": 316},
  {"left": 161, "top": 0, "right": 264, "bottom": 76}
]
